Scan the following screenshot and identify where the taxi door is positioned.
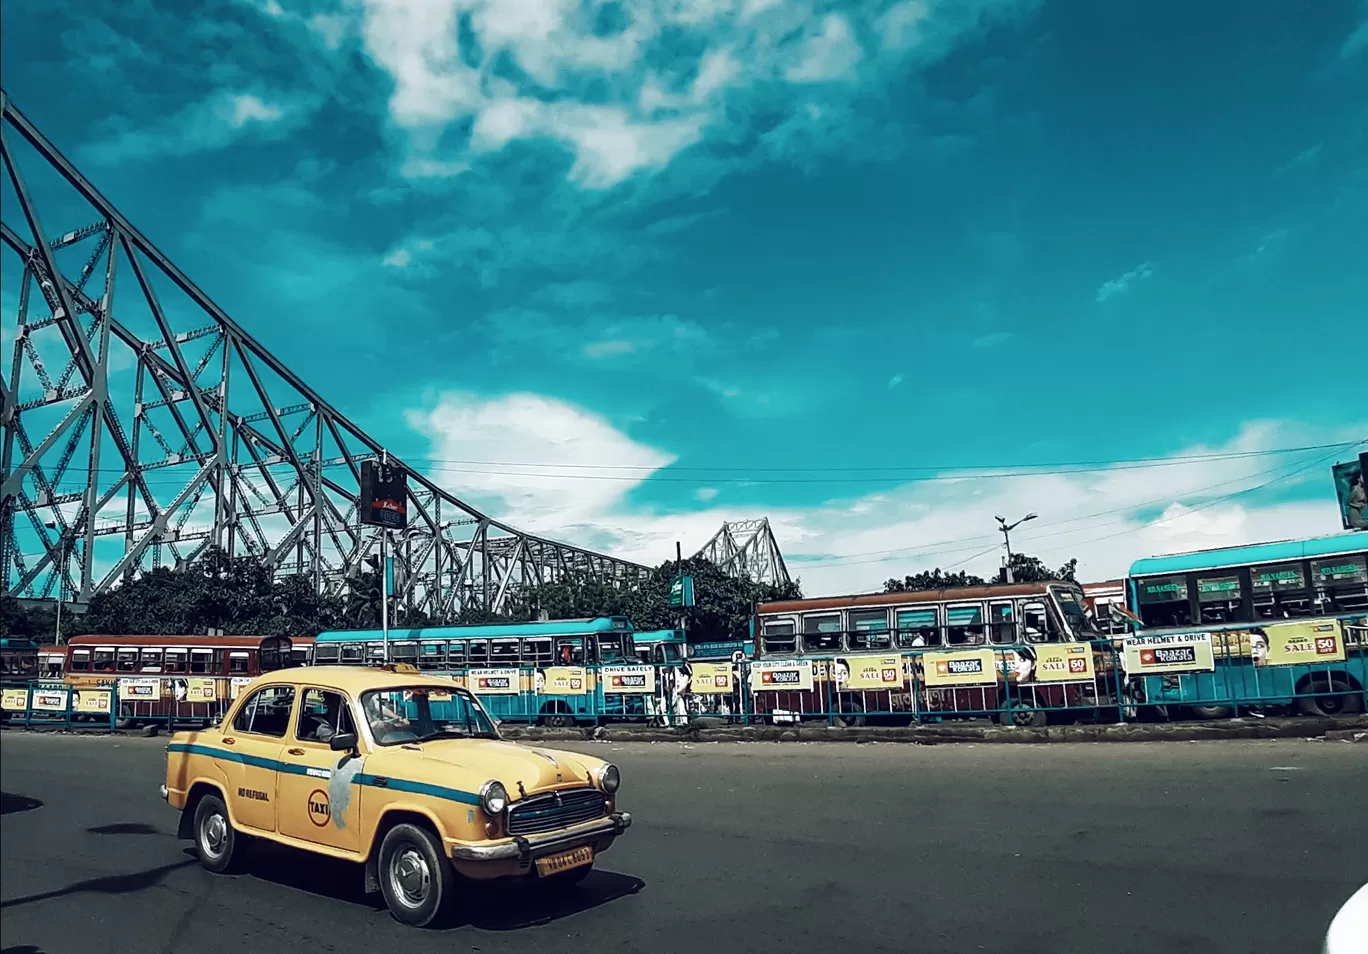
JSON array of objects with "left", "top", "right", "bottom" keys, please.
[
  {"left": 275, "top": 687, "right": 364, "bottom": 854},
  {"left": 219, "top": 684, "right": 296, "bottom": 833}
]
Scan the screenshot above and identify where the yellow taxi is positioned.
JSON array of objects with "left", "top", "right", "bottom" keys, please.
[{"left": 161, "top": 664, "right": 630, "bottom": 926}]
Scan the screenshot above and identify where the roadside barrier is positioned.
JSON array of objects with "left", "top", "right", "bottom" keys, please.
[{"left": 2, "top": 627, "right": 1363, "bottom": 731}]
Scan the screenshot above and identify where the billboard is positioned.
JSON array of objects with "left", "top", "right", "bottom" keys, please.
[
  {"left": 1331, "top": 452, "right": 1367, "bottom": 531},
  {"left": 360, "top": 459, "right": 409, "bottom": 530}
]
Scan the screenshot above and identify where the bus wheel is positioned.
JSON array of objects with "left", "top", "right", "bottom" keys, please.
[
  {"left": 1000, "top": 702, "right": 1046, "bottom": 728},
  {"left": 1187, "top": 705, "right": 1234, "bottom": 721},
  {"left": 542, "top": 713, "right": 574, "bottom": 728},
  {"left": 833, "top": 703, "right": 866, "bottom": 728},
  {"left": 1296, "top": 676, "right": 1364, "bottom": 717},
  {"left": 116, "top": 717, "right": 138, "bottom": 730}
]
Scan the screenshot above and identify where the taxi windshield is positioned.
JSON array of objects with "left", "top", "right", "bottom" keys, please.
[{"left": 360, "top": 686, "right": 499, "bottom": 746}]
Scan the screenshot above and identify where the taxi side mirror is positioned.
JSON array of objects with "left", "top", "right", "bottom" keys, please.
[{"left": 329, "top": 732, "right": 358, "bottom": 752}]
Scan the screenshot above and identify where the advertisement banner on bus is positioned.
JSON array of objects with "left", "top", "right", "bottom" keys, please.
[
  {"left": 119, "top": 678, "right": 161, "bottom": 701},
  {"left": 922, "top": 649, "right": 998, "bottom": 687},
  {"left": 1122, "top": 633, "right": 1216, "bottom": 674},
  {"left": 186, "top": 678, "right": 218, "bottom": 702},
  {"left": 1032, "top": 644, "right": 1096, "bottom": 683},
  {"left": 601, "top": 665, "right": 656, "bottom": 695},
  {"left": 467, "top": 668, "right": 520, "bottom": 694},
  {"left": 836, "top": 655, "right": 905, "bottom": 690},
  {"left": 229, "top": 677, "right": 253, "bottom": 699},
  {"left": 749, "top": 659, "right": 814, "bottom": 692},
  {"left": 540, "top": 666, "right": 588, "bottom": 695},
  {"left": 689, "top": 662, "right": 735, "bottom": 694},
  {"left": 73, "top": 689, "right": 112, "bottom": 714},
  {"left": 1257, "top": 621, "right": 1346, "bottom": 666},
  {"left": 32, "top": 688, "right": 69, "bottom": 711},
  {"left": 2, "top": 688, "right": 30, "bottom": 710}
]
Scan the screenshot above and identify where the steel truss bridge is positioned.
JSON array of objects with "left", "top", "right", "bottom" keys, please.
[
  {"left": 0, "top": 90, "right": 654, "bottom": 617},
  {"left": 694, "top": 519, "right": 791, "bottom": 587}
]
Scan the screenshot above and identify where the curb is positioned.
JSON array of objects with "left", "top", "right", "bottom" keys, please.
[{"left": 497, "top": 714, "right": 1368, "bottom": 745}]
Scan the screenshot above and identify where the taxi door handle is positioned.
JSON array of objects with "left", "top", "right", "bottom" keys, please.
[
  {"left": 221, "top": 737, "right": 235, "bottom": 746},
  {"left": 286, "top": 748, "right": 305, "bottom": 756}
]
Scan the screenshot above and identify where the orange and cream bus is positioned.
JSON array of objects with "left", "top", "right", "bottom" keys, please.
[{"left": 753, "top": 580, "right": 1107, "bottom": 727}]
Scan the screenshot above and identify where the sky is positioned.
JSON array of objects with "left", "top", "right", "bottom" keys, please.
[{"left": 2, "top": 0, "right": 1366, "bottom": 596}]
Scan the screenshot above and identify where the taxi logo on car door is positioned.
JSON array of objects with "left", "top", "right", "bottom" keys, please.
[{"left": 307, "top": 789, "right": 331, "bottom": 827}]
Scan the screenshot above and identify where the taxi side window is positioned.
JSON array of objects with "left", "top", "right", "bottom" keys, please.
[
  {"left": 295, "top": 688, "right": 356, "bottom": 743},
  {"left": 232, "top": 686, "right": 296, "bottom": 737}
]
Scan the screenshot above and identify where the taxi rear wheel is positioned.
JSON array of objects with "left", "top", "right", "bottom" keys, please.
[
  {"left": 378, "top": 823, "right": 454, "bottom": 928},
  {"left": 193, "top": 794, "right": 244, "bottom": 874}
]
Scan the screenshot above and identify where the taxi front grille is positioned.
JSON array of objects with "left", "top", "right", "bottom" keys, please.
[{"left": 506, "top": 788, "right": 607, "bottom": 835}]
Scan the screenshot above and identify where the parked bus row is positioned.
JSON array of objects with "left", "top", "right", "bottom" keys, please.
[{"left": 3, "top": 530, "right": 1364, "bottom": 729}]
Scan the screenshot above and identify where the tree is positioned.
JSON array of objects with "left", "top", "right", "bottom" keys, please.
[{"left": 883, "top": 553, "right": 1079, "bottom": 593}]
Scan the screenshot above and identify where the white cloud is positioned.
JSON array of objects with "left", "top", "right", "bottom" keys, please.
[
  {"left": 887, "top": 374, "right": 905, "bottom": 389},
  {"left": 351, "top": 0, "right": 1029, "bottom": 188},
  {"left": 972, "top": 330, "right": 1014, "bottom": 348},
  {"left": 584, "top": 339, "right": 637, "bottom": 358},
  {"left": 410, "top": 395, "right": 1366, "bottom": 594},
  {"left": 785, "top": 14, "right": 864, "bottom": 83},
  {"left": 84, "top": 89, "right": 307, "bottom": 163},
  {"left": 1341, "top": 4, "right": 1368, "bottom": 58},
  {"left": 1095, "top": 261, "right": 1154, "bottom": 303}
]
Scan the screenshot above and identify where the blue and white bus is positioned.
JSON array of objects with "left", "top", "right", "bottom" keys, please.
[
  {"left": 313, "top": 617, "right": 652, "bottom": 726},
  {"left": 1125, "top": 532, "right": 1368, "bottom": 718}
]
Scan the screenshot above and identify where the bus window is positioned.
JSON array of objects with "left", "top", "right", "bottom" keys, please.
[
  {"left": 448, "top": 640, "right": 468, "bottom": 667},
  {"left": 190, "top": 649, "right": 214, "bottom": 674},
  {"left": 228, "top": 652, "right": 250, "bottom": 675},
  {"left": 1137, "top": 575, "right": 1192, "bottom": 628},
  {"left": 554, "top": 637, "right": 587, "bottom": 665},
  {"left": 1312, "top": 556, "right": 1368, "bottom": 612},
  {"left": 260, "top": 639, "right": 289, "bottom": 672},
  {"left": 988, "top": 602, "right": 1016, "bottom": 644},
  {"left": 1252, "top": 563, "right": 1311, "bottom": 619},
  {"left": 41, "top": 654, "right": 64, "bottom": 678},
  {"left": 598, "top": 634, "right": 631, "bottom": 662},
  {"left": 116, "top": 649, "right": 139, "bottom": 673},
  {"left": 70, "top": 649, "right": 91, "bottom": 672},
  {"left": 895, "top": 607, "right": 940, "bottom": 647},
  {"left": 848, "top": 609, "right": 892, "bottom": 650},
  {"left": 139, "top": 649, "right": 164, "bottom": 673},
  {"left": 340, "top": 644, "right": 364, "bottom": 665},
  {"left": 946, "top": 604, "right": 986, "bottom": 645},
  {"left": 94, "top": 649, "right": 116, "bottom": 672},
  {"left": 490, "top": 639, "right": 520, "bottom": 666},
  {"left": 523, "top": 638, "right": 553, "bottom": 666},
  {"left": 418, "top": 641, "right": 447, "bottom": 670},
  {"left": 801, "top": 614, "right": 843, "bottom": 652},
  {"left": 392, "top": 642, "right": 419, "bottom": 664},
  {"left": 1197, "top": 574, "right": 1243, "bottom": 623},
  {"left": 366, "top": 643, "right": 387, "bottom": 665},
  {"left": 1049, "top": 586, "right": 1094, "bottom": 639},
  {"left": 468, "top": 640, "right": 489, "bottom": 665},
  {"left": 314, "top": 643, "right": 341, "bottom": 665},
  {"left": 1022, "top": 601, "right": 1055, "bottom": 642},
  {"left": 761, "top": 620, "right": 797, "bottom": 654},
  {"left": 164, "top": 649, "right": 188, "bottom": 674}
]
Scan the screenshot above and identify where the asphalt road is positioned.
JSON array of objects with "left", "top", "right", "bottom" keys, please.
[{"left": 2, "top": 733, "right": 1365, "bottom": 954}]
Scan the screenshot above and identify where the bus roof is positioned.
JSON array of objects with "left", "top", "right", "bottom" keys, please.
[
  {"left": 632, "top": 629, "right": 683, "bottom": 643},
  {"left": 64, "top": 635, "right": 291, "bottom": 649},
  {"left": 315, "top": 616, "right": 633, "bottom": 643},
  {"left": 758, "top": 581, "right": 1065, "bottom": 615},
  {"left": 1127, "top": 532, "right": 1368, "bottom": 578}
]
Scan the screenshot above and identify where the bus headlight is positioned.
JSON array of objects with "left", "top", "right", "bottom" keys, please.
[
  {"left": 595, "top": 763, "right": 621, "bottom": 794},
  {"left": 480, "top": 780, "right": 508, "bottom": 815}
]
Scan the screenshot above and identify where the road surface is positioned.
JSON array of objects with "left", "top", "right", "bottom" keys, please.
[{"left": 2, "top": 733, "right": 1364, "bottom": 953}]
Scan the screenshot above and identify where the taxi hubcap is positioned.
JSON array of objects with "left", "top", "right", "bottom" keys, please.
[
  {"left": 391, "top": 848, "right": 430, "bottom": 906},
  {"left": 201, "top": 813, "right": 227, "bottom": 857}
]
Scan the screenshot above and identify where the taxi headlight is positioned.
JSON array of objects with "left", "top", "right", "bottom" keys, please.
[
  {"left": 596, "top": 763, "right": 621, "bottom": 794},
  {"left": 480, "top": 780, "right": 508, "bottom": 815}
]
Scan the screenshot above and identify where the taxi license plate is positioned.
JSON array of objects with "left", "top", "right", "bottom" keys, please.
[{"left": 535, "top": 846, "right": 594, "bottom": 877}]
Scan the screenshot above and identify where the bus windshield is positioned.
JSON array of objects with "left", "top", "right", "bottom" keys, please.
[
  {"left": 1050, "top": 585, "right": 1097, "bottom": 639},
  {"left": 361, "top": 686, "right": 499, "bottom": 745}
]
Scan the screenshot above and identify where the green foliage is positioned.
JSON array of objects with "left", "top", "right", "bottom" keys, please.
[
  {"left": 511, "top": 557, "right": 802, "bottom": 643},
  {"left": 883, "top": 553, "right": 1079, "bottom": 593}
]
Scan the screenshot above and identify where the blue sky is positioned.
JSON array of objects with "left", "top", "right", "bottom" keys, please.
[{"left": 2, "top": 0, "right": 1366, "bottom": 593}]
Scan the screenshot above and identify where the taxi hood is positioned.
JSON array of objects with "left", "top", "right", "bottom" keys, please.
[{"left": 394, "top": 739, "right": 602, "bottom": 796}]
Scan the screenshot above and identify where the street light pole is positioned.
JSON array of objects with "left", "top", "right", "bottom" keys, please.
[
  {"left": 995, "top": 513, "right": 1038, "bottom": 583},
  {"left": 44, "top": 522, "right": 69, "bottom": 645}
]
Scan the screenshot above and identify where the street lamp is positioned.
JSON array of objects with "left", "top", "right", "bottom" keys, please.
[
  {"left": 43, "top": 521, "right": 72, "bottom": 645},
  {"left": 995, "top": 513, "right": 1037, "bottom": 583}
]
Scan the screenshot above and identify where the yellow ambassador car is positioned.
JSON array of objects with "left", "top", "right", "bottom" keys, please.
[{"left": 160, "top": 665, "right": 631, "bottom": 926}]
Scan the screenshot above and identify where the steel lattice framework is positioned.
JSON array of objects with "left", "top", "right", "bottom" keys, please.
[
  {"left": 693, "top": 519, "right": 791, "bottom": 586},
  {"left": 0, "top": 91, "right": 650, "bottom": 616}
]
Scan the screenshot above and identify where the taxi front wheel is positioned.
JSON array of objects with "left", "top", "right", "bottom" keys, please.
[
  {"left": 193, "top": 794, "right": 245, "bottom": 874},
  {"left": 377, "top": 823, "right": 455, "bottom": 928}
]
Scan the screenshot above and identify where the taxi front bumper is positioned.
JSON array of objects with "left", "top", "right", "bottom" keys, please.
[{"left": 449, "top": 812, "right": 631, "bottom": 869}]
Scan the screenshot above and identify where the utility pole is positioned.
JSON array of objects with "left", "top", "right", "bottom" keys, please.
[
  {"left": 380, "top": 450, "right": 390, "bottom": 663},
  {"left": 995, "top": 513, "right": 1037, "bottom": 583}
]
